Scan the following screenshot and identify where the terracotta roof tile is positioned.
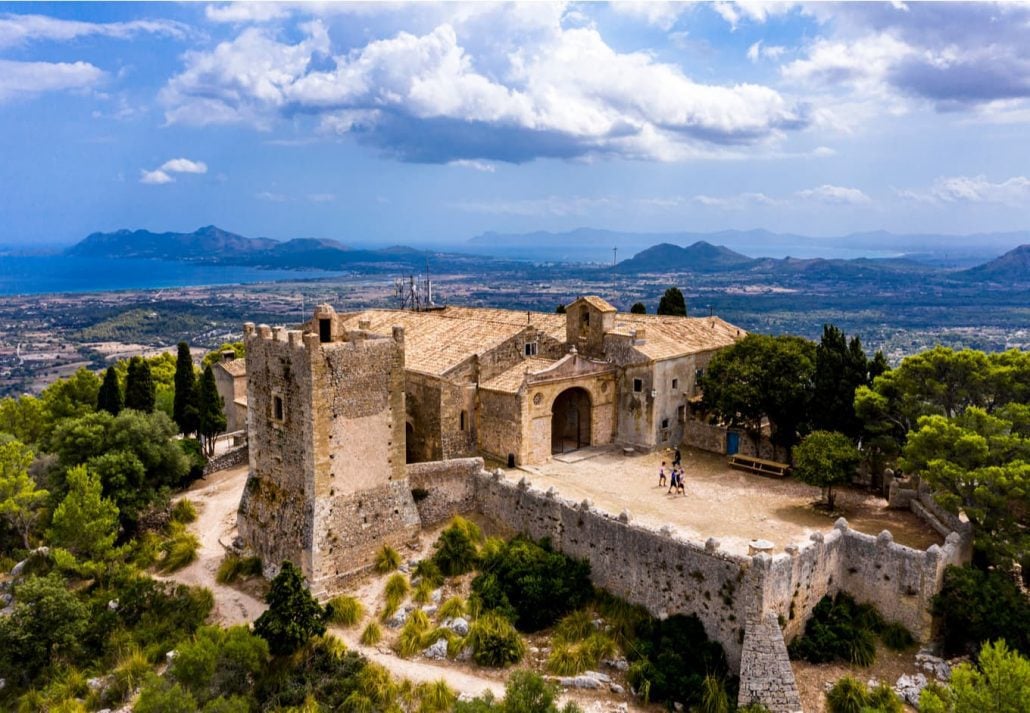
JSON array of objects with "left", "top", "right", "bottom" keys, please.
[
  {"left": 216, "top": 358, "right": 247, "bottom": 377},
  {"left": 480, "top": 357, "right": 558, "bottom": 394},
  {"left": 609, "top": 314, "right": 745, "bottom": 360}
]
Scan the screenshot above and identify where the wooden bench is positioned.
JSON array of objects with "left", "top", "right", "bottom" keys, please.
[{"left": 728, "top": 454, "right": 791, "bottom": 478}]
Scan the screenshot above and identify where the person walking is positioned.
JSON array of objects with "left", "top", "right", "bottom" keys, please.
[
  {"left": 673, "top": 447, "right": 682, "bottom": 468},
  {"left": 676, "top": 466, "right": 686, "bottom": 495},
  {"left": 658, "top": 461, "right": 667, "bottom": 488},
  {"left": 667, "top": 467, "right": 679, "bottom": 495}
]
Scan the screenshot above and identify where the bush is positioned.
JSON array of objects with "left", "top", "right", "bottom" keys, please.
[
  {"left": 360, "top": 621, "right": 383, "bottom": 647},
  {"left": 413, "top": 579, "right": 434, "bottom": 605},
  {"left": 431, "top": 522, "right": 480, "bottom": 577},
  {"left": 932, "top": 565, "right": 1030, "bottom": 657},
  {"left": 826, "top": 677, "right": 901, "bottom": 713},
  {"left": 788, "top": 593, "right": 890, "bottom": 666},
  {"left": 438, "top": 596, "right": 467, "bottom": 621},
  {"left": 375, "top": 545, "right": 402, "bottom": 574},
  {"left": 170, "top": 498, "right": 197, "bottom": 524},
  {"left": 158, "top": 524, "right": 200, "bottom": 573},
  {"left": 413, "top": 558, "right": 444, "bottom": 587},
  {"left": 546, "top": 610, "right": 617, "bottom": 675},
  {"left": 326, "top": 595, "right": 365, "bottom": 628},
  {"left": 112, "top": 576, "right": 214, "bottom": 659},
  {"left": 466, "top": 612, "right": 525, "bottom": 667},
  {"left": 216, "top": 554, "right": 263, "bottom": 584},
  {"left": 880, "top": 622, "right": 915, "bottom": 651},
  {"left": 134, "top": 678, "right": 198, "bottom": 713},
  {"left": 383, "top": 573, "right": 410, "bottom": 618},
  {"left": 397, "top": 612, "right": 431, "bottom": 658},
  {"left": 253, "top": 562, "right": 326, "bottom": 656},
  {"left": 471, "top": 536, "right": 592, "bottom": 632},
  {"left": 170, "top": 625, "right": 268, "bottom": 703},
  {"left": 699, "top": 676, "right": 730, "bottom": 713},
  {"left": 416, "top": 680, "right": 456, "bottom": 713},
  {"left": 254, "top": 636, "right": 366, "bottom": 710}
]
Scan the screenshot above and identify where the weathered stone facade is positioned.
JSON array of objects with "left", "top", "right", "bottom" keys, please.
[{"left": 237, "top": 309, "right": 420, "bottom": 595}]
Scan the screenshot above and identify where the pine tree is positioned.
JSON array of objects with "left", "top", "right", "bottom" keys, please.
[
  {"left": 96, "top": 366, "right": 123, "bottom": 416},
  {"left": 630, "top": 302, "right": 646, "bottom": 314},
  {"left": 253, "top": 561, "right": 326, "bottom": 655},
  {"left": 197, "top": 365, "right": 226, "bottom": 457},
  {"left": 124, "top": 357, "right": 156, "bottom": 412},
  {"left": 656, "top": 287, "right": 687, "bottom": 316},
  {"left": 173, "top": 342, "right": 199, "bottom": 435}
]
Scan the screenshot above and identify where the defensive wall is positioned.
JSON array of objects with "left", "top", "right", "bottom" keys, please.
[{"left": 403, "top": 458, "right": 970, "bottom": 713}]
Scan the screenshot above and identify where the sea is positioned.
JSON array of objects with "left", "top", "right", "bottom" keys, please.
[{"left": 0, "top": 256, "right": 341, "bottom": 296}]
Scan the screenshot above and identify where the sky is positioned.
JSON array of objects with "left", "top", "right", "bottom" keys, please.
[{"left": 1, "top": 1, "right": 1030, "bottom": 247}]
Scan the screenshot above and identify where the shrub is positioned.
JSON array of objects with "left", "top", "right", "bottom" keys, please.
[
  {"left": 438, "top": 596, "right": 467, "bottom": 621},
  {"left": 216, "top": 554, "right": 263, "bottom": 584},
  {"left": 413, "top": 579, "right": 434, "bottom": 605},
  {"left": 253, "top": 637, "right": 365, "bottom": 710},
  {"left": 547, "top": 642, "right": 587, "bottom": 676},
  {"left": 326, "top": 595, "right": 365, "bottom": 628},
  {"left": 931, "top": 565, "right": 1030, "bottom": 657},
  {"left": 416, "top": 680, "right": 456, "bottom": 713},
  {"left": 826, "top": 677, "right": 902, "bottom": 713},
  {"left": 253, "top": 562, "right": 326, "bottom": 656},
  {"left": 397, "top": 615, "right": 430, "bottom": 658},
  {"left": 384, "top": 573, "right": 410, "bottom": 602},
  {"left": 375, "top": 545, "right": 402, "bottom": 574},
  {"left": 699, "top": 676, "right": 730, "bottom": 713},
  {"left": 105, "top": 647, "right": 151, "bottom": 704},
  {"left": 625, "top": 614, "right": 729, "bottom": 708},
  {"left": 113, "top": 577, "right": 214, "bottom": 659},
  {"left": 170, "top": 498, "right": 197, "bottom": 524},
  {"left": 432, "top": 523, "right": 480, "bottom": 577},
  {"left": 880, "top": 622, "right": 915, "bottom": 651},
  {"left": 471, "top": 536, "right": 592, "bottom": 632},
  {"left": 171, "top": 625, "right": 269, "bottom": 703},
  {"left": 788, "top": 593, "right": 892, "bottom": 666},
  {"left": 466, "top": 612, "right": 525, "bottom": 667},
  {"left": 158, "top": 524, "right": 200, "bottom": 573},
  {"left": 554, "top": 610, "right": 595, "bottom": 641},
  {"left": 413, "top": 559, "right": 444, "bottom": 587},
  {"left": 134, "top": 678, "right": 198, "bottom": 713},
  {"left": 361, "top": 622, "right": 383, "bottom": 646}
]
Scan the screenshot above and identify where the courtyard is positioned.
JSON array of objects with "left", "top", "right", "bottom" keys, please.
[{"left": 511, "top": 446, "right": 941, "bottom": 555}]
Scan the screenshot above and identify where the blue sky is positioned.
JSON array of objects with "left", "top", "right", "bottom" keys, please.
[{"left": 1, "top": 1, "right": 1029, "bottom": 246}]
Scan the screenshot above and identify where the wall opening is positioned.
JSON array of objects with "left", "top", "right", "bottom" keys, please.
[
  {"left": 633, "top": 378, "right": 643, "bottom": 393},
  {"left": 460, "top": 410, "right": 468, "bottom": 431},
  {"left": 405, "top": 422, "right": 416, "bottom": 464},
  {"left": 319, "top": 318, "right": 331, "bottom": 343},
  {"left": 551, "top": 387, "right": 592, "bottom": 455},
  {"left": 273, "top": 395, "right": 284, "bottom": 421}
]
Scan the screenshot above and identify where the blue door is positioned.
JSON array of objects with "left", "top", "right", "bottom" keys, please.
[{"left": 726, "top": 431, "right": 740, "bottom": 455}]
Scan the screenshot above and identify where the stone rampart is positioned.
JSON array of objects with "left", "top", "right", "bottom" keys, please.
[
  {"left": 472, "top": 471, "right": 754, "bottom": 669},
  {"left": 406, "top": 458, "right": 482, "bottom": 526},
  {"left": 738, "top": 613, "right": 802, "bottom": 713},
  {"left": 204, "top": 444, "right": 249, "bottom": 475}
]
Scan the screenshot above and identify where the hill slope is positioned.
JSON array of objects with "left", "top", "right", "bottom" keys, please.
[
  {"left": 67, "top": 225, "right": 278, "bottom": 261},
  {"left": 617, "top": 241, "right": 756, "bottom": 272},
  {"left": 960, "top": 244, "right": 1030, "bottom": 282}
]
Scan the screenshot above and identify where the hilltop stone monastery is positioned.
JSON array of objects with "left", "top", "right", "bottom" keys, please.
[{"left": 227, "top": 298, "right": 970, "bottom": 713}]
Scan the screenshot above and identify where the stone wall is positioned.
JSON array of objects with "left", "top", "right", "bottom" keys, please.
[
  {"left": 473, "top": 470, "right": 754, "bottom": 669},
  {"left": 738, "top": 613, "right": 802, "bottom": 713},
  {"left": 406, "top": 457, "right": 483, "bottom": 526},
  {"left": 405, "top": 372, "right": 443, "bottom": 463},
  {"left": 681, "top": 419, "right": 786, "bottom": 461},
  {"left": 477, "top": 389, "right": 522, "bottom": 464},
  {"left": 204, "top": 444, "right": 249, "bottom": 475}
]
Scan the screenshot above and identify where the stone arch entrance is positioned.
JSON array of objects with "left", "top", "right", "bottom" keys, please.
[{"left": 551, "top": 387, "right": 592, "bottom": 454}]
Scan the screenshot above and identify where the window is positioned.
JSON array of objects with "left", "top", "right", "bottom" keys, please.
[
  {"left": 319, "top": 318, "right": 331, "bottom": 343},
  {"left": 581, "top": 310, "right": 590, "bottom": 325},
  {"left": 460, "top": 410, "right": 468, "bottom": 431},
  {"left": 633, "top": 378, "right": 643, "bottom": 393},
  {"left": 678, "top": 405, "right": 686, "bottom": 423},
  {"left": 525, "top": 341, "right": 538, "bottom": 356},
  {"left": 661, "top": 418, "right": 669, "bottom": 429},
  {"left": 273, "top": 395, "right": 284, "bottom": 421},
  {"left": 695, "top": 367, "right": 705, "bottom": 382},
  {"left": 671, "top": 378, "right": 679, "bottom": 390}
]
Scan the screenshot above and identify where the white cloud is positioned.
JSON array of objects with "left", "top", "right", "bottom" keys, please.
[
  {"left": 610, "top": 2, "right": 688, "bottom": 31},
  {"left": 449, "top": 159, "right": 496, "bottom": 173},
  {"left": 901, "top": 175, "right": 1030, "bottom": 206},
  {"left": 0, "top": 13, "right": 188, "bottom": 48},
  {"left": 713, "top": 1, "right": 796, "bottom": 30},
  {"left": 746, "top": 40, "right": 786, "bottom": 63},
  {"left": 160, "top": 157, "right": 207, "bottom": 174},
  {"left": 161, "top": 16, "right": 808, "bottom": 162},
  {"left": 139, "top": 157, "right": 208, "bottom": 185},
  {"left": 796, "top": 184, "right": 871, "bottom": 205},
  {"left": 0, "top": 59, "right": 104, "bottom": 101},
  {"left": 140, "top": 169, "right": 173, "bottom": 185},
  {"left": 204, "top": 3, "right": 292, "bottom": 24}
]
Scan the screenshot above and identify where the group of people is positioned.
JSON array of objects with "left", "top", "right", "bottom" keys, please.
[{"left": 657, "top": 447, "right": 687, "bottom": 496}]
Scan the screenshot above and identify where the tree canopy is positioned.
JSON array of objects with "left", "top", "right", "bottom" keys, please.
[
  {"left": 793, "top": 430, "right": 861, "bottom": 509},
  {"left": 919, "top": 640, "right": 1030, "bottom": 713},
  {"left": 97, "top": 366, "right": 123, "bottom": 416},
  {"left": 0, "top": 438, "right": 48, "bottom": 549},
  {"left": 630, "top": 302, "right": 646, "bottom": 314},
  {"left": 198, "top": 365, "right": 227, "bottom": 456},
  {"left": 656, "top": 287, "right": 686, "bottom": 316},
  {"left": 812, "top": 325, "right": 878, "bottom": 438},
  {"left": 253, "top": 561, "right": 326, "bottom": 656},
  {"left": 125, "top": 356, "right": 157, "bottom": 413},
  {"left": 700, "top": 333, "right": 817, "bottom": 450},
  {"left": 173, "top": 342, "right": 199, "bottom": 436},
  {"left": 48, "top": 463, "right": 119, "bottom": 560}
]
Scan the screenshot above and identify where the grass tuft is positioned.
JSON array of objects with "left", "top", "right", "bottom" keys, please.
[
  {"left": 375, "top": 545, "right": 402, "bottom": 574},
  {"left": 170, "top": 498, "right": 197, "bottom": 524},
  {"left": 438, "top": 596, "right": 467, "bottom": 621},
  {"left": 360, "top": 621, "right": 383, "bottom": 646},
  {"left": 416, "top": 680, "right": 456, "bottom": 713},
  {"left": 325, "top": 595, "right": 365, "bottom": 627},
  {"left": 215, "top": 554, "right": 262, "bottom": 584},
  {"left": 158, "top": 524, "right": 199, "bottom": 573},
  {"left": 413, "top": 579, "right": 434, "bottom": 605}
]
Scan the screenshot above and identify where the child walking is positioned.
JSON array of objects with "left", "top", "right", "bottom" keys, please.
[{"left": 658, "top": 461, "right": 667, "bottom": 487}]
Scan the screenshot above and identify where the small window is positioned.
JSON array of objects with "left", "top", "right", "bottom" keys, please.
[
  {"left": 661, "top": 418, "right": 670, "bottom": 429},
  {"left": 678, "top": 405, "right": 686, "bottom": 423},
  {"left": 273, "top": 395, "right": 284, "bottom": 421},
  {"left": 633, "top": 378, "right": 643, "bottom": 393},
  {"left": 319, "top": 318, "right": 331, "bottom": 343},
  {"left": 525, "top": 342, "right": 538, "bottom": 357},
  {"left": 581, "top": 310, "right": 590, "bottom": 325},
  {"left": 460, "top": 410, "right": 468, "bottom": 431},
  {"left": 695, "top": 368, "right": 705, "bottom": 382},
  {"left": 671, "top": 378, "right": 679, "bottom": 390}
]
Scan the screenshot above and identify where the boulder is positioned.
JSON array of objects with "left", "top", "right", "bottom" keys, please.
[
  {"left": 445, "top": 617, "right": 470, "bottom": 636},
  {"left": 894, "top": 673, "right": 928, "bottom": 707},
  {"left": 423, "top": 638, "right": 449, "bottom": 660}
]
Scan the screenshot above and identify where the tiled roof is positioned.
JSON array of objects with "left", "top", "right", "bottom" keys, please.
[
  {"left": 337, "top": 307, "right": 566, "bottom": 377},
  {"left": 574, "top": 295, "right": 617, "bottom": 312},
  {"left": 216, "top": 358, "right": 247, "bottom": 377},
  {"left": 480, "top": 357, "right": 557, "bottom": 394},
  {"left": 608, "top": 314, "right": 745, "bottom": 360}
]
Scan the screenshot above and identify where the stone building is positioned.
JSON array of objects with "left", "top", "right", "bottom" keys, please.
[
  {"left": 211, "top": 351, "right": 248, "bottom": 434},
  {"left": 236, "top": 310, "right": 420, "bottom": 594}
]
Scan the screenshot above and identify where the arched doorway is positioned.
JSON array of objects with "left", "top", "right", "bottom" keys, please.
[{"left": 551, "top": 387, "right": 592, "bottom": 455}]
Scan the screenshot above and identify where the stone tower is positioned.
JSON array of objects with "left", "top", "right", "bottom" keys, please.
[{"left": 237, "top": 305, "right": 420, "bottom": 595}]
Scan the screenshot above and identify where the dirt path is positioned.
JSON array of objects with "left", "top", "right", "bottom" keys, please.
[{"left": 166, "top": 466, "right": 635, "bottom": 709}]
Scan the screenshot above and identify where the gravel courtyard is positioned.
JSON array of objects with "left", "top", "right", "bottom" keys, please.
[{"left": 513, "top": 446, "right": 940, "bottom": 555}]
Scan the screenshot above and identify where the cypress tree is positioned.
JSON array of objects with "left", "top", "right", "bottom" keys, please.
[
  {"left": 656, "top": 287, "right": 687, "bottom": 316},
  {"left": 197, "top": 365, "right": 226, "bottom": 457},
  {"left": 172, "top": 342, "right": 199, "bottom": 435},
  {"left": 96, "top": 366, "right": 123, "bottom": 416},
  {"left": 124, "top": 356, "right": 156, "bottom": 412}
]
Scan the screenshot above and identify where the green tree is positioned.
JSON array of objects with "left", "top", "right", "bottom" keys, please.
[
  {"left": 812, "top": 325, "right": 870, "bottom": 438},
  {"left": 254, "top": 561, "right": 326, "bottom": 655},
  {"left": 919, "top": 640, "right": 1030, "bottom": 713},
  {"left": 40, "top": 367, "right": 100, "bottom": 423},
  {"left": 630, "top": 302, "right": 646, "bottom": 314},
  {"left": 700, "top": 333, "right": 817, "bottom": 451},
  {"left": 202, "top": 341, "right": 245, "bottom": 370},
  {"left": 0, "top": 395, "right": 47, "bottom": 446},
  {"left": 48, "top": 464, "right": 119, "bottom": 560},
  {"left": 173, "top": 342, "right": 199, "bottom": 436},
  {"left": 555, "top": 304, "right": 566, "bottom": 314},
  {"left": 171, "top": 625, "right": 268, "bottom": 703},
  {"left": 656, "top": 287, "right": 686, "bottom": 316},
  {"left": 96, "top": 366, "right": 123, "bottom": 416},
  {"left": 931, "top": 565, "right": 1030, "bottom": 657},
  {"left": 125, "top": 356, "right": 156, "bottom": 412},
  {"left": 198, "top": 365, "right": 227, "bottom": 457},
  {"left": 900, "top": 405, "right": 1029, "bottom": 564},
  {"left": 793, "top": 431, "right": 861, "bottom": 509},
  {"left": 0, "top": 573, "right": 88, "bottom": 683},
  {"left": 0, "top": 438, "right": 48, "bottom": 548},
  {"left": 134, "top": 678, "right": 199, "bottom": 713}
]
